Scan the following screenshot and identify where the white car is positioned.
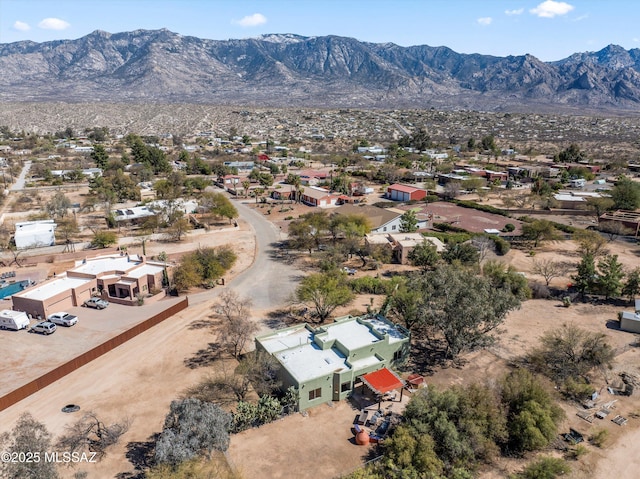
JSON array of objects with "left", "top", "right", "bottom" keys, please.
[{"left": 47, "top": 312, "right": 78, "bottom": 327}]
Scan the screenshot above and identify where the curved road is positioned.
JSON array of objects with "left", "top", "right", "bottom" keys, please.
[{"left": 188, "top": 197, "right": 303, "bottom": 313}]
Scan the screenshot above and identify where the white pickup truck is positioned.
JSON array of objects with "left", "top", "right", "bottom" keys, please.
[{"left": 47, "top": 312, "right": 78, "bottom": 327}]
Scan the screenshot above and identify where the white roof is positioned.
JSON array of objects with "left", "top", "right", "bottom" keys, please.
[
  {"left": 260, "top": 326, "right": 312, "bottom": 354},
  {"left": 15, "top": 220, "right": 57, "bottom": 235},
  {"left": 324, "top": 320, "right": 380, "bottom": 350},
  {"left": 363, "top": 317, "right": 408, "bottom": 344},
  {"left": 554, "top": 194, "right": 585, "bottom": 202},
  {"left": 72, "top": 255, "right": 141, "bottom": 275},
  {"left": 276, "top": 344, "right": 348, "bottom": 383},
  {"left": 126, "top": 263, "right": 165, "bottom": 278},
  {"left": 16, "top": 275, "right": 92, "bottom": 301}
]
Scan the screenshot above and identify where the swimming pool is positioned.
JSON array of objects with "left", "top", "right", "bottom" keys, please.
[{"left": 0, "top": 280, "right": 31, "bottom": 299}]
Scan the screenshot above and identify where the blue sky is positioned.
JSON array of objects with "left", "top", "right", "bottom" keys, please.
[{"left": 0, "top": 0, "right": 637, "bottom": 61}]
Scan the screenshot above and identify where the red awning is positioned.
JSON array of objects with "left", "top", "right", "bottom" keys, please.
[{"left": 361, "top": 368, "right": 404, "bottom": 395}]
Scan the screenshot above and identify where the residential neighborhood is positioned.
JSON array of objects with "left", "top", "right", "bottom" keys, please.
[{"left": 0, "top": 107, "right": 639, "bottom": 479}]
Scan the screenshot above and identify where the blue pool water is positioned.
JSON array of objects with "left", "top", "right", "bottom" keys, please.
[{"left": 0, "top": 280, "right": 30, "bottom": 299}]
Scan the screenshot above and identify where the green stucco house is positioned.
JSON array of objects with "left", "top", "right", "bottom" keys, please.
[{"left": 255, "top": 314, "right": 410, "bottom": 411}]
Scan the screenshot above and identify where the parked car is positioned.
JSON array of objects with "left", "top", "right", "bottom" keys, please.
[
  {"left": 83, "top": 297, "right": 109, "bottom": 309},
  {"left": 342, "top": 267, "right": 357, "bottom": 275},
  {"left": 47, "top": 312, "right": 78, "bottom": 327},
  {"left": 30, "top": 321, "right": 57, "bottom": 335}
]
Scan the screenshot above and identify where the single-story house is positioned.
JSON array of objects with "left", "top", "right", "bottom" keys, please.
[
  {"left": 553, "top": 193, "right": 587, "bottom": 209},
  {"left": 217, "top": 175, "right": 242, "bottom": 191},
  {"left": 300, "top": 186, "right": 339, "bottom": 208},
  {"left": 332, "top": 204, "right": 428, "bottom": 235},
  {"left": 14, "top": 220, "right": 57, "bottom": 249},
  {"left": 387, "top": 233, "right": 445, "bottom": 264},
  {"left": 387, "top": 184, "right": 427, "bottom": 202},
  {"left": 271, "top": 184, "right": 296, "bottom": 201},
  {"left": 11, "top": 253, "right": 169, "bottom": 319},
  {"left": 255, "top": 314, "right": 410, "bottom": 411}
]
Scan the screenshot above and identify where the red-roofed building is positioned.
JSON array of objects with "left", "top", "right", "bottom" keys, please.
[
  {"left": 387, "top": 184, "right": 427, "bottom": 202},
  {"left": 257, "top": 154, "right": 270, "bottom": 161}
]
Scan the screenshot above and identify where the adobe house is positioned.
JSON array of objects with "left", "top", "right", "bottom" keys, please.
[
  {"left": 12, "top": 254, "right": 170, "bottom": 319},
  {"left": 256, "top": 314, "right": 410, "bottom": 411}
]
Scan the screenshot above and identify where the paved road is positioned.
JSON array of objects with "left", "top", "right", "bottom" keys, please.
[
  {"left": 10, "top": 159, "right": 31, "bottom": 191},
  {"left": 188, "top": 198, "right": 303, "bottom": 313}
]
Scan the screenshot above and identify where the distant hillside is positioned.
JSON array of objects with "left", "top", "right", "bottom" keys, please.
[{"left": 2, "top": 29, "right": 640, "bottom": 112}]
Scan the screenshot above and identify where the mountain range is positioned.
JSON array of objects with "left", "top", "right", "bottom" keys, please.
[{"left": 2, "top": 29, "right": 640, "bottom": 113}]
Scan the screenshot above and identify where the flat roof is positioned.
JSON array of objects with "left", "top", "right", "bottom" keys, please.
[
  {"left": 16, "top": 275, "right": 92, "bottom": 301},
  {"left": 363, "top": 317, "right": 408, "bottom": 344},
  {"left": 323, "top": 319, "right": 380, "bottom": 350},
  {"left": 126, "top": 263, "right": 165, "bottom": 278},
  {"left": 260, "top": 325, "right": 313, "bottom": 354},
  {"left": 276, "top": 344, "right": 348, "bottom": 383},
  {"left": 72, "top": 255, "right": 142, "bottom": 275}
]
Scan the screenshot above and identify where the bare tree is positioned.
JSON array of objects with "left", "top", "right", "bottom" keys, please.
[
  {"left": 213, "top": 290, "right": 258, "bottom": 358},
  {"left": 56, "top": 412, "right": 131, "bottom": 461},
  {"left": 531, "top": 258, "right": 569, "bottom": 287},
  {"left": 599, "top": 221, "right": 634, "bottom": 242}
]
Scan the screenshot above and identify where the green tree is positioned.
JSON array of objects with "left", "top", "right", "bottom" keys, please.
[
  {"left": 501, "top": 369, "right": 564, "bottom": 452},
  {"left": 399, "top": 210, "right": 419, "bottom": 233},
  {"left": 622, "top": 267, "right": 640, "bottom": 303},
  {"left": 572, "top": 253, "right": 596, "bottom": 298},
  {"left": 555, "top": 143, "right": 586, "bottom": 163},
  {"left": 45, "top": 190, "right": 72, "bottom": 219},
  {"left": 522, "top": 220, "right": 561, "bottom": 248},
  {"left": 90, "top": 144, "right": 109, "bottom": 169},
  {"left": 441, "top": 242, "right": 479, "bottom": 266},
  {"left": 597, "top": 254, "right": 625, "bottom": 299},
  {"left": 0, "top": 412, "right": 59, "bottom": 479},
  {"left": 289, "top": 211, "right": 330, "bottom": 251},
  {"left": 91, "top": 231, "right": 118, "bottom": 248},
  {"left": 201, "top": 192, "right": 238, "bottom": 223},
  {"left": 408, "top": 239, "right": 440, "bottom": 272},
  {"left": 573, "top": 229, "right": 608, "bottom": 258},
  {"left": 296, "top": 272, "right": 354, "bottom": 322},
  {"left": 528, "top": 324, "right": 615, "bottom": 386},
  {"left": 586, "top": 196, "right": 615, "bottom": 222},
  {"left": 415, "top": 266, "right": 521, "bottom": 359},
  {"left": 611, "top": 176, "right": 640, "bottom": 210},
  {"left": 155, "top": 398, "right": 231, "bottom": 466}
]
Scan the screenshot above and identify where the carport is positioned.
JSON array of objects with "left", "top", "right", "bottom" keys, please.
[{"left": 360, "top": 368, "right": 404, "bottom": 410}]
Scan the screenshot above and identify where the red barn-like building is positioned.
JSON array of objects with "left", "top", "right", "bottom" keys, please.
[{"left": 387, "top": 184, "right": 427, "bottom": 202}]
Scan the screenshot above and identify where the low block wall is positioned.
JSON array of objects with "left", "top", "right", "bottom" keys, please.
[{"left": 0, "top": 297, "right": 189, "bottom": 412}]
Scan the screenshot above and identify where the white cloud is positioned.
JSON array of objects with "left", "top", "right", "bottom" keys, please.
[
  {"left": 13, "top": 21, "right": 30, "bottom": 31},
  {"left": 234, "top": 13, "right": 267, "bottom": 27},
  {"left": 477, "top": 17, "right": 493, "bottom": 26},
  {"left": 530, "top": 1, "right": 574, "bottom": 18},
  {"left": 38, "top": 17, "right": 70, "bottom": 30},
  {"left": 573, "top": 13, "right": 589, "bottom": 22},
  {"left": 634, "top": 38, "right": 640, "bottom": 43},
  {"left": 505, "top": 8, "right": 524, "bottom": 16}
]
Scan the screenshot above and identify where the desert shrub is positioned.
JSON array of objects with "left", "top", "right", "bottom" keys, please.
[
  {"left": 451, "top": 199, "right": 510, "bottom": 217},
  {"left": 433, "top": 222, "right": 469, "bottom": 233},
  {"left": 424, "top": 231, "right": 473, "bottom": 244},
  {"left": 565, "top": 444, "right": 588, "bottom": 460},
  {"left": 515, "top": 456, "right": 570, "bottom": 478},
  {"left": 503, "top": 223, "right": 516, "bottom": 232},
  {"left": 349, "top": 276, "right": 391, "bottom": 295},
  {"left": 589, "top": 428, "right": 609, "bottom": 448},
  {"left": 492, "top": 236, "right": 511, "bottom": 255},
  {"left": 530, "top": 282, "right": 551, "bottom": 299}
]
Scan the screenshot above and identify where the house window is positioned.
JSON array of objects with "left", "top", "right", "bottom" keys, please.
[
  {"left": 392, "top": 225, "right": 396, "bottom": 230},
  {"left": 393, "top": 349, "right": 403, "bottom": 361},
  {"left": 308, "top": 387, "right": 322, "bottom": 401},
  {"left": 383, "top": 227, "right": 387, "bottom": 232},
  {"left": 341, "top": 381, "right": 351, "bottom": 393}
]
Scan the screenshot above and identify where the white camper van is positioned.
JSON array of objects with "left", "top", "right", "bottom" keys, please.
[{"left": 0, "top": 309, "right": 30, "bottom": 331}]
